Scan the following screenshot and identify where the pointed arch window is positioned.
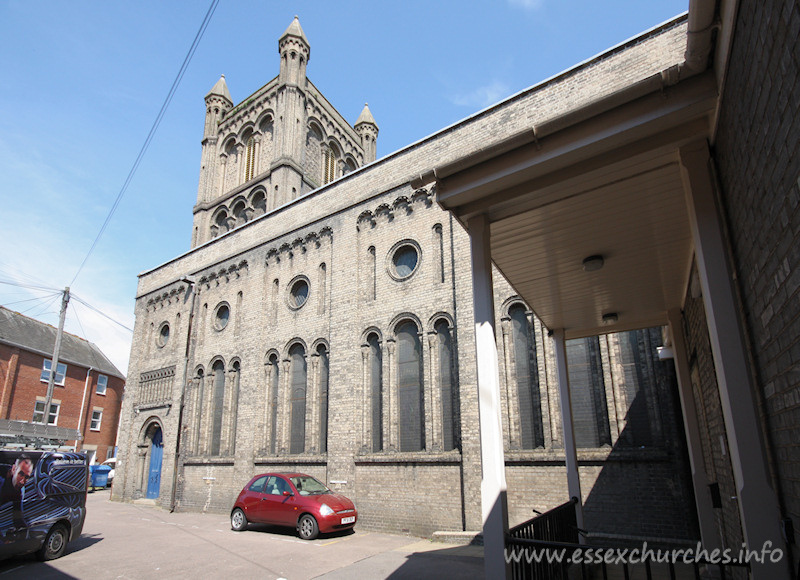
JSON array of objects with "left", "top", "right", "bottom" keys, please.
[
  {"left": 289, "top": 344, "right": 307, "bottom": 454},
  {"left": 509, "top": 304, "right": 544, "bottom": 449},
  {"left": 396, "top": 321, "right": 424, "bottom": 452}
]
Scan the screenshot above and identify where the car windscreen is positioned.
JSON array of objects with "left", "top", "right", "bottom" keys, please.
[{"left": 290, "top": 476, "right": 329, "bottom": 495}]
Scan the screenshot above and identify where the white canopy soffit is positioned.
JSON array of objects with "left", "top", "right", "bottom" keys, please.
[{"left": 436, "top": 72, "right": 718, "bottom": 339}]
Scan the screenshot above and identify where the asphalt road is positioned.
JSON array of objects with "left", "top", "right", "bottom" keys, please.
[{"left": 0, "top": 489, "right": 484, "bottom": 579}]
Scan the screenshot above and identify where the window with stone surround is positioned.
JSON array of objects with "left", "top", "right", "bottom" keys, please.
[
  {"left": 509, "top": 304, "right": 545, "bottom": 449},
  {"left": 289, "top": 344, "right": 307, "bottom": 454},
  {"left": 396, "top": 320, "right": 424, "bottom": 452},
  {"left": 566, "top": 336, "right": 612, "bottom": 448},
  {"left": 366, "top": 332, "right": 383, "bottom": 452},
  {"left": 317, "top": 344, "right": 329, "bottom": 453},
  {"left": 435, "top": 319, "right": 460, "bottom": 451},
  {"left": 268, "top": 353, "right": 280, "bottom": 454},
  {"left": 210, "top": 360, "right": 226, "bottom": 455}
]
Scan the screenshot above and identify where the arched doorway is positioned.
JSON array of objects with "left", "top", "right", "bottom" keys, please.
[{"left": 146, "top": 427, "right": 163, "bottom": 499}]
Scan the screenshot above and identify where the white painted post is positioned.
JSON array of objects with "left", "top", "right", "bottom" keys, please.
[
  {"left": 680, "top": 141, "right": 789, "bottom": 580},
  {"left": 552, "top": 328, "right": 585, "bottom": 534},
  {"left": 467, "top": 214, "right": 510, "bottom": 579},
  {"left": 667, "top": 308, "right": 721, "bottom": 552}
]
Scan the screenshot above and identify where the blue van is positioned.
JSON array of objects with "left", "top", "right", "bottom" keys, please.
[{"left": 0, "top": 450, "right": 88, "bottom": 561}]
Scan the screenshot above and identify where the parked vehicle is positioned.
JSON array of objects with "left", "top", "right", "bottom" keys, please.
[
  {"left": 0, "top": 450, "right": 88, "bottom": 561},
  {"left": 231, "top": 473, "right": 357, "bottom": 540},
  {"left": 101, "top": 458, "right": 116, "bottom": 484}
]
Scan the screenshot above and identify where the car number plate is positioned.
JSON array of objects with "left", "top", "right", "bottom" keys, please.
[{"left": 341, "top": 516, "right": 355, "bottom": 524}]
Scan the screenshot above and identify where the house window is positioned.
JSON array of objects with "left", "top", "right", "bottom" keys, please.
[
  {"left": 90, "top": 409, "right": 103, "bottom": 431},
  {"left": 367, "top": 333, "right": 383, "bottom": 452},
  {"left": 396, "top": 320, "right": 424, "bottom": 452},
  {"left": 509, "top": 304, "right": 544, "bottom": 449},
  {"left": 97, "top": 374, "right": 108, "bottom": 395},
  {"left": 40, "top": 359, "right": 67, "bottom": 386},
  {"left": 33, "top": 400, "right": 59, "bottom": 426},
  {"left": 289, "top": 344, "right": 307, "bottom": 454}
]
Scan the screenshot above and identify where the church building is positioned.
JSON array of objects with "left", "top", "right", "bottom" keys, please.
[{"left": 114, "top": 16, "right": 698, "bottom": 543}]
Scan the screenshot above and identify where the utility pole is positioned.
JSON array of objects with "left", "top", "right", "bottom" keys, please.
[{"left": 44, "top": 287, "right": 70, "bottom": 426}]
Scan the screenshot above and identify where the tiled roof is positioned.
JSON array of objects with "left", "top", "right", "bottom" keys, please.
[{"left": 0, "top": 306, "right": 124, "bottom": 379}]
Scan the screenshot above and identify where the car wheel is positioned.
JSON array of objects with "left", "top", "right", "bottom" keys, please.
[
  {"left": 298, "top": 514, "right": 319, "bottom": 540},
  {"left": 38, "top": 524, "right": 68, "bottom": 561},
  {"left": 231, "top": 508, "right": 248, "bottom": 531}
]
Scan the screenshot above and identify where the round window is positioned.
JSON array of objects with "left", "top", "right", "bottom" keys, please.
[
  {"left": 214, "top": 303, "right": 230, "bottom": 330},
  {"left": 289, "top": 278, "right": 309, "bottom": 309},
  {"left": 157, "top": 322, "right": 170, "bottom": 347},
  {"left": 389, "top": 242, "right": 420, "bottom": 280}
]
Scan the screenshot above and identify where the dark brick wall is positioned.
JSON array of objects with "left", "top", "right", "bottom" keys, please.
[
  {"left": 713, "top": 0, "right": 800, "bottom": 553},
  {"left": 682, "top": 267, "right": 744, "bottom": 550}
]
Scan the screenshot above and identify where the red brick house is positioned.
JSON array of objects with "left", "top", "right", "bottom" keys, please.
[{"left": 0, "top": 306, "right": 125, "bottom": 462}]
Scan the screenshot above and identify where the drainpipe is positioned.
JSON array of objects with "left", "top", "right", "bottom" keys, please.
[
  {"left": 170, "top": 276, "right": 197, "bottom": 512},
  {"left": 76, "top": 367, "right": 93, "bottom": 451},
  {"left": 685, "top": 0, "right": 718, "bottom": 73}
]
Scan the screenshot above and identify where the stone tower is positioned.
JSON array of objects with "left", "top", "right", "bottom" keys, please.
[{"left": 191, "top": 17, "right": 376, "bottom": 248}]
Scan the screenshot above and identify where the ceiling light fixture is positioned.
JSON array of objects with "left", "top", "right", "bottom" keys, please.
[
  {"left": 582, "top": 255, "right": 604, "bottom": 272},
  {"left": 601, "top": 312, "right": 618, "bottom": 325}
]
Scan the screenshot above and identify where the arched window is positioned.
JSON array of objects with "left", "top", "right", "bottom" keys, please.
[
  {"left": 210, "top": 360, "right": 225, "bottom": 455},
  {"left": 567, "top": 336, "right": 611, "bottom": 448},
  {"left": 229, "top": 360, "right": 240, "bottom": 454},
  {"left": 435, "top": 320, "right": 459, "bottom": 451},
  {"left": 367, "top": 333, "right": 383, "bottom": 452},
  {"left": 317, "top": 344, "right": 329, "bottom": 453},
  {"left": 323, "top": 145, "right": 336, "bottom": 184},
  {"left": 509, "top": 304, "right": 544, "bottom": 449},
  {"left": 616, "top": 330, "right": 654, "bottom": 446},
  {"left": 289, "top": 344, "right": 307, "bottom": 454},
  {"left": 213, "top": 210, "right": 229, "bottom": 237},
  {"left": 232, "top": 200, "right": 247, "bottom": 227},
  {"left": 245, "top": 136, "right": 256, "bottom": 181},
  {"left": 252, "top": 190, "right": 267, "bottom": 216},
  {"left": 268, "top": 354, "right": 279, "bottom": 454},
  {"left": 396, "top": 321, "right": 424, "bottom": 452}
]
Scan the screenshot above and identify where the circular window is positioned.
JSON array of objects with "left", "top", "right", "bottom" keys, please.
[
  {"left": 214, "top": 303, "right": 230, "bottom": 330},
  {"left": 388, "top": 241, "right": 421, "bottom": 280},
  {"left": 288, "top": 278, "right": 310, "bottom": 309},
  {"left": 157, "top": 322, "right": 170, "bottom": 347}
]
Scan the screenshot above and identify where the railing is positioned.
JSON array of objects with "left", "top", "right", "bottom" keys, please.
[
  {"left": 505, "top": 499, "right": 751, "bottom": 580},
  {"left": 509, "top": 497, "right": 580, "bottom": 544}
]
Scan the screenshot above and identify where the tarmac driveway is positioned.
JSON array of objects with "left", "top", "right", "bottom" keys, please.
[{"left": 0, "top": 489, "right": 483, "bottom": 579}]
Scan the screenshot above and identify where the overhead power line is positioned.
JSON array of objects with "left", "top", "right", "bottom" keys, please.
[{"left": 70, "top": 0, "right": 220, "bottom": 286}]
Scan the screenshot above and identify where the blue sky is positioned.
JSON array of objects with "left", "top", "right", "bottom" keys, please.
[{"left": 0, "top": 0, "right": 688, "bottom": 373}]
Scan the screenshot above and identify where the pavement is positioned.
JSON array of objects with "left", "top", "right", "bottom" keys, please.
[{"left": 0, "top": 488, "right": 485, "bottom": 579}]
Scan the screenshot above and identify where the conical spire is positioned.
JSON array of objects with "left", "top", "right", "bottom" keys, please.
[
  {"left": 205, "top": 74, "right": 232, "bottom": 104},
  {"left": 280, "top": 15, "right": 309, "bottom": 48},
  {"left": 355, "top": 103, "right": 378, "bottom": 129}
]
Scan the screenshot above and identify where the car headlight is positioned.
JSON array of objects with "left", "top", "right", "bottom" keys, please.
[{"left": 319, "top": 503, "right": 334, "bottom": 516}]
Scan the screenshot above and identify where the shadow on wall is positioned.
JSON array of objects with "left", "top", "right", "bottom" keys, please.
[{"left": 580, "top": 329, "right": 699, "bottom": 543}]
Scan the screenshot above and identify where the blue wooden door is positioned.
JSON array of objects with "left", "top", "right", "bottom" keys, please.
[{"left": 146, "top": 427, "right": 163, "bottom": 499}]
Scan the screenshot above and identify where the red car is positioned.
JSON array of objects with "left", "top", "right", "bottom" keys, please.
[{"left": 230, "top": 473, "right": 357, "bottom": 540}]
